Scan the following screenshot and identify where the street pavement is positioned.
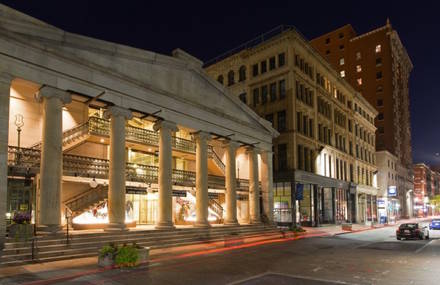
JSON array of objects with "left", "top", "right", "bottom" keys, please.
[{"left": 1, "top": 219, "right": 440, "bottom": 285}]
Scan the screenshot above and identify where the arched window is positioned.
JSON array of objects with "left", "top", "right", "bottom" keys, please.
[
  {"left": 239, "top": 66, "right": 246, "bottom": 82},
  {"left": 227, "top": 70, "right": 235, "bottom": 86},
  {"left": 217, "top": 75, "right": 224, "bottom": 85}
]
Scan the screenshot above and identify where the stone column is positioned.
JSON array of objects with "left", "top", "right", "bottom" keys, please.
[
  {"left": 194, "top": 131, "right": 210, "bottom": 228},
  {"left": 247, "top": 147, "right": 260, "bottom": 224},
  {"left": 104, "top": 106, "right": 132, "bottom": 231},
  {"left": 260, "top": 150, "right": 274, "bottom": 223},
  {"left": 154, "top": 120, "right": 178, "bottom": 229},
  {"left": 36, "top": 86, "right": 72, "bottom": 233},
  {"left": 223, "top": 141, "right": 239, "bottom": 225},
  {"left": 0, "top": 74, "right": 12, "bottom": 249}
]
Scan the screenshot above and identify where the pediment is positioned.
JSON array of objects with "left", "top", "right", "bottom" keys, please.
[{"left": 0, "top": 4, "right": 278, "bottom": 138}]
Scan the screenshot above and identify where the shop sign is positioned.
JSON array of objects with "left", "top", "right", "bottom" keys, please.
[
  {"left": 377, "top": 198, "right": 386, "bottom": 209},
  {"left": 208, "top": 193, "right": 219, "bottom": 199},
  {"left": 126, "top": 187, "right": 148, "bottom": 195},
  {"left": 388, "top": 186, "right": 397, "bottom": 197},
  {"left": 173, "top": 190, "right": 187, "bottom": 197},
  {"left": 296, "top": 184, "right": 304, "bottom": 200}
]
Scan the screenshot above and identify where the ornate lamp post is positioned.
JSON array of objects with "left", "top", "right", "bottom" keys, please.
[{"left": 14, "top": 114, "right": 24, "bottom": 163}]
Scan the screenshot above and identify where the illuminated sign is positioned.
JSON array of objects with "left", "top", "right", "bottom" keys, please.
[
  {"left": 388, "top": 186, "right": 397, "bottom": 197},
  {"left": 377, "top": 198, "right": 386, "bottom": 208}
]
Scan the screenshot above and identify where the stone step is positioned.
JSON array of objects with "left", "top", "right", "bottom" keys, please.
[
  {"left": 1, "top": 228, "right": 280, "bottom": 266},
  {"left": 3, "top": 229, "right": 279, "bottom": 261},
  {"left": 2, "top": 227, "right": 277, "bottom": 257},
  {"left": 5, "top": 225, "right": 270, "bottom": 248},
  {"left": 2, "top": 227, "right": 278, "bottom": 256}
]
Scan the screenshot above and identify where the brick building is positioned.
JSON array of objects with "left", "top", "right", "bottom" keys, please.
[{"left": 310, "top": 20, "right": 414, "bottom": 218}]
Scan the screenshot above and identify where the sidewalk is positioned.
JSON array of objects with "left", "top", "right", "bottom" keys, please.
[{"left": 0, "top": 216, "right": 437, "bottom": 285}]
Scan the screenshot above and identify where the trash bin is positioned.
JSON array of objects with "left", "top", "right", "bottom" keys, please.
[{"left": 380, "top": 216, "right": 387, "bottom": 224}]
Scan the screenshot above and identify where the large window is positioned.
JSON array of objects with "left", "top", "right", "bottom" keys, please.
[
  {"left": 239, "top": 66, "right": 246, "bottom": 82},
  {"left": 265, "top": 113, "right": 273, "bottom": 126},
  {"left": 252, "top": 88, "right": 259, "bottom": 107},
  {"left": 239, "top": 93, "right": 247, "bottom": 104},
  {"left": 277, "top": 110, "right": 286, "bottom": 132},
  {"left": 375, "top": 44, "right": 381, "bottom": 53},
  {"left": 278, "top": 53, "right": 286, "bottom": 67},
  {"left": 269, "top": 57, "right": 276, "bottom": 70},
  {"left": 278, "top": 144, "right": 287, "bottom": 170},
  {"left": 227, "top": 70, "right": 235, "bottom": 86},
  {"left": 252, "top": 64, "right": 258, "bottom": 77},
  {"left": 279, "top": 79, "right": 286, "bottom": 99},
  {"left": 261, "top": 60, "right": 267, "bottom": 74}
]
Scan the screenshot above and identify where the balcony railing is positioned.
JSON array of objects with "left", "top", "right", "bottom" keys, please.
[
  {"left": 8, "top": 146, "right": 246, "bottom": 190},
  {"left": 31, "top": 116, "right": 226, "bottom": 171}
]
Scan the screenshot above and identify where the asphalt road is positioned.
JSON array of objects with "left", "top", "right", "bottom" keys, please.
[{"left": 9, "top": 223, "right": 440, "bottom": 285}]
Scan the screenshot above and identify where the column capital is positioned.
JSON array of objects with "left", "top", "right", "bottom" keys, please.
[
  {"left": 246, "top": 145, "right": 263, "bottom": 155},
  {"left": 0, "top": 72, "right": 14, "bottom": 85},
  {"left": 35, "top": 86, "right": 72, "bottom": 104},
  {"left": 193, "top": 131, "right": 211, "bottom": 142},
  {"left": 153, "top": 120, "right": 178, "bottom": 132},
  {"left": 104, "top": 106, "right": 133, "bottom": 120},
  {"left": 222, "top": 140, "right": 240, "bottom": 151}
]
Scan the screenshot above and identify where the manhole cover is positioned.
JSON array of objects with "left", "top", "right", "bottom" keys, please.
[{"left": 231, "top": 273, "right": 348, "bottom": 285}]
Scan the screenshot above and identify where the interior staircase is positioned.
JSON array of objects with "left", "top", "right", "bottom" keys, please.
[
  {"left": 64, "top": 185, "right": 108, "bottom": 218},
  {"left": 30, "top": 116, "right": 226, "bottom": 174},
  {"left": 0, "top": 224, "right": 279, "bottom": 267}
]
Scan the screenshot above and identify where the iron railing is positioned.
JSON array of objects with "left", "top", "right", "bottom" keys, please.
[
  {"left": 7, "top": 146, "right": 248, "bottom": 190},
  {"left": 30, "top": 116, "right": 226, "bottom": 172}
]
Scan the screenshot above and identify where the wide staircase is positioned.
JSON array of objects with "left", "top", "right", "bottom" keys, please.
[
  {"left": 0, "top": 224, "right": 279, "bottom": 266},
  {"left": 64, "top": 185, "right": 109, "bottom": 218}
]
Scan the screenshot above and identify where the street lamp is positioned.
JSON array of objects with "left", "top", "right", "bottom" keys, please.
[
  {"left": 14, "top": 114, "right": 24, "bottom": 164},
  {"left": 14, "top": 114, "right": 24, "bottom": 149}
]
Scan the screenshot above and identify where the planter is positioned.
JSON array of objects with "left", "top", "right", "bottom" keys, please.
[
  {"left": 137, "top": 246, "right": 150, "bottom": 264},
  {"left": 8, "top": 224, "right": 33, "bottom": 241},
  {"left": 293, "top": 231, "right": 307, "bottom": 236},
  {"left": 98, "top": 254, "right": 115, "bottom": 267},
  {"left": 341, "top": 223, "right": 353, "bottom": 231}
]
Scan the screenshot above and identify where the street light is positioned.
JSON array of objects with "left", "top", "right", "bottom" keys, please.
[
  {"left": 14, "top": 114, "right": 24, "bottom": 164},
  {"left": 14, "top": 114, "right": 24, "bottom": 149}
]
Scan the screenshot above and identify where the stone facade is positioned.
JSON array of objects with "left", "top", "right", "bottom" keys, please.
[
  {"left": 205, "top": 26, "right": 378, "bottom": 225},
  {"left": 0, "top": 4, "right": 278, "bottom": 248}
]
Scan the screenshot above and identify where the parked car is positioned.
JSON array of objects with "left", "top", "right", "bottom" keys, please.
[
  {"left": 429, "top": 219, "right": 440, "bottom": 230},
  {"left": 396, "top": 223, "right": 429, "bottom": 240}
]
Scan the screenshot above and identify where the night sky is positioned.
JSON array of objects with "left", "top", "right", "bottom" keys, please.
[{"left": 1, "top": 1, "right": 439, "bottom": 166}]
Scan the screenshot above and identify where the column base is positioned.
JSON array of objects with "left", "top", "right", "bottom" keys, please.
[
  {"left": 194, "top": 221, "right": 211, "bottom": 228},
  {"left": 37, "top": 225, "right": 63, "bottom": 234},
  {"left": 155, "top": 221, "right": 175, "bottom": 230},
  {"left": 105, "top": 223, "right": 128, "bottom": 232},
  {"left": 250, "top": 219, "right": 262, "bottom": 225},
  {"left": 224, "top": 220, "right": 239, "bottom": 226}
]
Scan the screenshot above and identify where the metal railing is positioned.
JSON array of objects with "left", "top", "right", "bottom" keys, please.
[
  {"left": 7, "top": 146, "right": 249, "bottom": 191},
  {"left": 28, "top": 116, "right": 227, "bottom": 172},
  {"left": 204, "top": 25, "right": 308, "bottom": 67},
  {"left": 209, "top": 198, "right": 224, "bottom": 218}
]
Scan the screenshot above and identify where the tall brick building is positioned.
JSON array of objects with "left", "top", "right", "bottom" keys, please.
[{"left": 310, "top": 20, "right": 414, "bottom": 218}]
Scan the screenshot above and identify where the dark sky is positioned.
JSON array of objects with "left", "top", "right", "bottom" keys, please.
[{"left": 1, "top": 1, "right": 439, "bottom": 166}]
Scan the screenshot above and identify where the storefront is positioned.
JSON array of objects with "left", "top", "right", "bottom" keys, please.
[
  {"left": 72, "top": 188, "right": 224, "bottom": 227},
  {"left": 273, "top": 170, "right": 351, "bottom": 227}
]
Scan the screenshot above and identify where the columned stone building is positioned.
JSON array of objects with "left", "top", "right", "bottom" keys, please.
[
  {"left": 205, "top": 26, "right": 378, "bottom": 226},
  {"left": 0, "top": 5, "right": 278, "bottom": 248}
]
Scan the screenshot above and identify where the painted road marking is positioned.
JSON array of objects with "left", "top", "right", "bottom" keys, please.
[{"left": 415, "top": 239, "right": 434, "bottom": 254}]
